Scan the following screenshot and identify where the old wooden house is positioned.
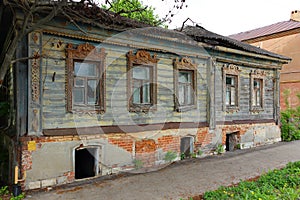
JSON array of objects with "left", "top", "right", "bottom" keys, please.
[{"left": 0, "top": 2, "right": 290, "bottom": 190}]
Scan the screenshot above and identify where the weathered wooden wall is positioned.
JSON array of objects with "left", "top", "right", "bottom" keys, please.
[{"left": 39, "top": 32, "right": 209, "bottom": 131}]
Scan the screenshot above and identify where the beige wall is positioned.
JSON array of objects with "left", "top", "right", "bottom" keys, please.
[{"left": 249, "top": 33, "right": 300, "bottom": 109}]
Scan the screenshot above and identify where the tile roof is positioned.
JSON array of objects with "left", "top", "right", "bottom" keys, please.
[
  {"left": 182, "top": 25, "right": 290, "bottom": 61},
  {"left": 229, "top": 20, "right": 300, "bottom": 41}
]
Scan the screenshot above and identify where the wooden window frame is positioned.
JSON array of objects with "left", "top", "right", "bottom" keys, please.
[
  {"left": 174, "top": 57, "right": 197, "bottom": 112},
  {"left": 66, "top": 43, "right": 106, "bottom": 114},
  {"left": 222, "top": 64, "right": 241, "bottom": 113},
  {"left": 250, "top": 69, "right": 266, "bottom": 113},
  {"left": 126, "top": 50, "right": 159, "bottom": 113}
]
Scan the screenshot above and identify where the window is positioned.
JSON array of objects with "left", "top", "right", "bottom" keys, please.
[
  {"left": 222, "top": 64, "right": 240, "bottom": 112},
  {"left": 253, "top": 79, "right": 262, "bottom": 107},
  {"left": 127, "top": 50, "right": 159, "bottom": 112},
  {"left": 250, "top": 70, "right": 265, "bottom": 112},
  {"left": 132, "top": 65, "right": 151, "bottom": 104},
  {"left": 225, "top": 75, "right": 237, "bottom": 106},
  {"left": 174, "top": 57, "right": 197, "bottom": 111},
  {"left": 66, "top": 43, "right": 106, "bottom": 113}
]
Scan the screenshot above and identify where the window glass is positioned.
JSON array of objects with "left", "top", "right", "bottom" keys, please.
[
  {"left": 133, "top": 66, "right": 150, "bottom": 80},
  {"left": 132, "top": 66, "right": 151, "bottom": 104},
  {"left": 73, "top": 88, "right": 84, "bottom": 104},
  {"left": 75, "top": 62, "right": 97, "bottom": 77},
  {"left": 87, "top": 80, "right": 97, "bottom": 105},
  {"left": 178, "top": 71, "right": 194, "bottom": 106},
  {"left": 225, "top": 76, "right": 237, "bottom": 106}
]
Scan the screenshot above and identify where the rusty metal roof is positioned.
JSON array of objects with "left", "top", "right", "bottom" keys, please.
[
  {"left": 182, "top": 25, "right": 290, "bottom": 61},
  {"left": 229, "top": 20, "right": 300, "bottom": 41}
]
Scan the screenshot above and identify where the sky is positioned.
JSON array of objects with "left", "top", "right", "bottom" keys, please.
[{"left": 142, "top": 0, "right": 300, "bottom": 36}]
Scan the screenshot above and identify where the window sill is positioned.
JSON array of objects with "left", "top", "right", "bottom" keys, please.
[
  {"left": 176, "top": 105, "right": 197, "bottom": 112},
  {"left": 226, "top": 106, "right": 239, "bottom": 113},
  {"left": 129, "top": 104, "right": 156, "bottom": 113},
  {"left": 250, "top": 107, "right": 264, "bottom": 113},
  {"left": 70, "top": 105, "right": 105, "bottom": 114}
]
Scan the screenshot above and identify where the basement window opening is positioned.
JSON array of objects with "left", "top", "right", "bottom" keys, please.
[
  {"left": 180, "top": 136, "right": 194, "bottom": 157},
  {"left": 75, "top": 147, "right": 99, "bottom": 179},
  {"left": 226, "top": 132, "right": 238, "bottom": 152}
]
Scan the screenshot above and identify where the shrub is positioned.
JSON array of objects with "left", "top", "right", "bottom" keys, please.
[{"left": 281, "top": 90, "right": 300, "bottom": 141}]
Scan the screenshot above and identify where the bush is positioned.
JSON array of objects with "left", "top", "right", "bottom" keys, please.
[
  {"left": 281, "top": 108, "right": 300, "bottom": 141},
  {"left": 281, "top": 90, "right": 300, "bottom": 141}
]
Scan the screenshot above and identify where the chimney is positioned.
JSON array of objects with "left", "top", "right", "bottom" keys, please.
[{"left": 291, "top": 10, "right": 300, "bottom": 22}]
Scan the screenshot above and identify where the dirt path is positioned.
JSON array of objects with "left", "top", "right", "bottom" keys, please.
[{"left": 25, "top": 140, "right": 300, "bottom": 200}]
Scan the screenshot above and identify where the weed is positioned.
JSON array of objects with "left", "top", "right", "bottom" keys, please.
[
  {"left": 216, "top": 144, "right": 224, "bottom": 154},
  {"left": 163, "top": 151, "right": 177, "bottom": 162},
  {"left": 133, "top": 159, "right": 143, "bottom": 169}
]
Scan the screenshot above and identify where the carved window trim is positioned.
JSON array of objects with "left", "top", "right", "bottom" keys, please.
[
  {"left": 174, "top": 57, "right": 197, "bottom": 112},
  {"left": 222, "top": 64, "right": 241, "bottom": 113},
  {"left": 250, "top": 69, "right": 266, "bottom": 113},
  {"left": 66, "top": 43, "right": 106, "bottom": 114},
  {"left": 126, "top": 50, "right": 159, "bottom": 113}
]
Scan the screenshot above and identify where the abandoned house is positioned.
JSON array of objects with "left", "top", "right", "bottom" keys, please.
[
  {"left": 230, "top": 10, "right": 300, "bottom": 110},
  {"left": 0, "top": 2, "right": 290, "bottom": 190}
]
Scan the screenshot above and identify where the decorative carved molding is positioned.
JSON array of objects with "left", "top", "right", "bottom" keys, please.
[
  {"left": 174, "top": 57, "right": 197, "bottom": 70},
  {"left": 250, "top": 69, "right": 267, "bottom": 79},
  {"left": 31, "top": 51, "right": 40, "bottom": 102},
  {"left": 66, "top": 43, "right": 106, "bottom": 113},
  {"left": 223, "top": 64, "right": 241, "bottom": 75},
  {"left": 127, "top": 50, "right": 159, "bottom": 65}
]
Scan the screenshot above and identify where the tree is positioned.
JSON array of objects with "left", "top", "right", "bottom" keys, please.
[
  {"left": 0, "top": 0, "right": 188, "bottom": 84},
  {"left": 102, "top": 0, "right": 161, "bottom": 26}
]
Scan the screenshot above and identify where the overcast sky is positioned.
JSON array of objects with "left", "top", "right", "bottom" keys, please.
[{"left": 143, "top": 0, "right": 300, "bottom": 36}]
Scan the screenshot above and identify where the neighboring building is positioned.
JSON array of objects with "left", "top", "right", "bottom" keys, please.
[
  {"left": 0, "top": 2, "right": 289, "bottom": 190},
  {"left": 230, "top": 10, "right": 300, "bottom": 110}
]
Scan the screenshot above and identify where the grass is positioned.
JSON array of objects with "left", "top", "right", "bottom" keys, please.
[{"left": 201, "top": 161, "right": 300, "bottom": 200}]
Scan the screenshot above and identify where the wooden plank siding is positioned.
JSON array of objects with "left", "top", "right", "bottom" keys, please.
[{"left": 40, "top": 33, "right": 209, "bottom": 131}]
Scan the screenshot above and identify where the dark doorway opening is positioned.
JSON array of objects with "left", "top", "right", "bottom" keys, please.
[
  {"left": 75, "top": 148, "right": 97, "bottom": 179},
  {"left": 180, "top": 137, "right": 194, "bottom": 157},
  {"left": 226, "top": 133, "right": 237, "bottom": 151}
]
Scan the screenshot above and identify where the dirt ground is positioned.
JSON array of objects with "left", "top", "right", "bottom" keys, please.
[{"left": 25, "top": 140, "right": 300, "bottom": 200}]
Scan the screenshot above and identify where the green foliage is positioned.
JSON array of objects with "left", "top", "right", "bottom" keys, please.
[
  {"left": 203, "top": 161, "right": 300, "bottom": 200},
  {"left": 197, "top": 149, "right": 203, "bottom": 156},
  {"left": 0, "top": 186, "right": 25, "bottom": 200},
  {"left": 102, "top": 0, "right": 161, "bottom": 26},
  {"left": 0, "top": 186, "right": 9, "bottom": 196},
  {"left": 133, "top": 159, "right": 143, "bottom": 169},
  {"left": 180, "top": 152, "right": 186, "bottom": 160},
  {"left": 163, "top": 151, "right": 177, "bottom": 162},
  {"left": 216, "top": 144, "right": 224, "bottom": 154},
  {"left": 281, "top": 90, "right": 300, "bottom": 141}
]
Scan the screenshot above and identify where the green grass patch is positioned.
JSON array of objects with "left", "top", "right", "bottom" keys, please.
[{"left": 203, "top": 161, "right": 300, "bottom": 200}]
